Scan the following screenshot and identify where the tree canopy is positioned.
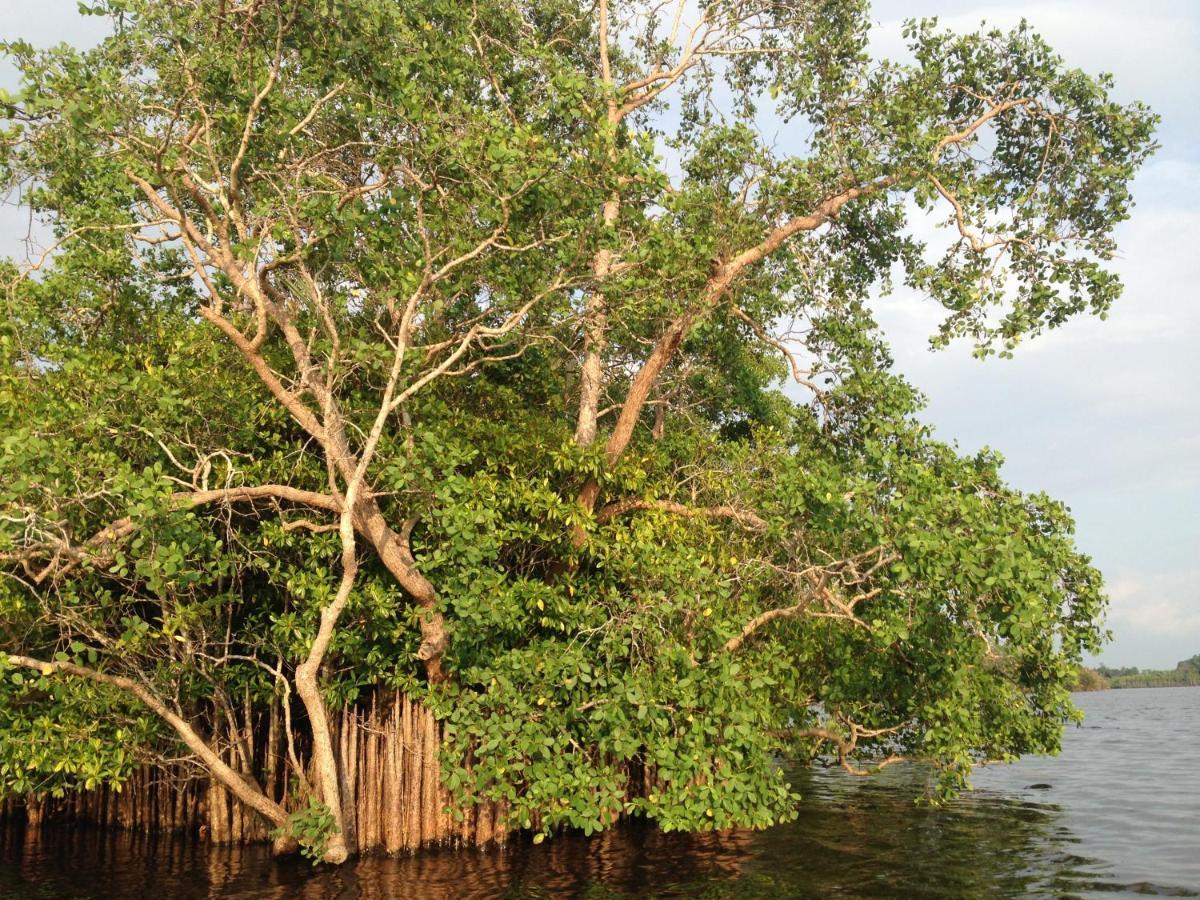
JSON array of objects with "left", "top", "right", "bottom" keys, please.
[{"left": 0, "top": 0, "right": 1155, "bottom": 862}]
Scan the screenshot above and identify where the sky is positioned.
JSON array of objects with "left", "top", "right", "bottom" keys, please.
[
  {"left": 0, "top": 0, "right": 1195, "bottom": 669},
  {"left": 864, "top": 1, "right": 1200, "bottom": 669}
]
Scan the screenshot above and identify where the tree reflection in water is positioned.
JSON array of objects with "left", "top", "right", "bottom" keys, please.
[{"left": 1, "top": 764, "right": 1194, "bottom": 898}]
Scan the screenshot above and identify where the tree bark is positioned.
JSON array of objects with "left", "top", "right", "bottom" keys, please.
[
  {"left": 574, "top": 176, "right": 902, "bottom": 529},
  {"left": 351, "top": 494, "right": 448, "bottom": 681},
  {"left": 575, "top": 195, "right": 621, "bottom": 447},
  {"left": 291, "top": 509, "right": 359, "bottom": 864}
]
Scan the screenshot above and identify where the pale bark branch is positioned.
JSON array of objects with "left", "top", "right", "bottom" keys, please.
[
  {"left": 786, "top": 725, "right": 910, "bottom": 777},
  {"left": 594, "top": 174, "right": 902, "bottom": 483},
  {"left": 288, "top": 82, "right": 346, "bottom": 136},
  {"left": 724, "top": 600, "right": 812, "bottom": 653},
  {"left": 581, "top": 96, "right": 1033, "bottom": 510},
  {"left": 4, "top": 654, "right": 291, "bottom": 832},
  {"left": 730, "top": 306, "right": 821, "bottom": 393},
  {"left": 12, "top": 485, "right": 338, "bottom": 585}
]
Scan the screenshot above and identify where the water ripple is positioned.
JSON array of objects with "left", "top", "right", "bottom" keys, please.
[{"left": 0, "top": 686, "right": 1196, "bottom": 898}]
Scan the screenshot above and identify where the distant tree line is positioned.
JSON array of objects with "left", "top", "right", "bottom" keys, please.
[{"left": 1085, "top": 655, "right": 1200, "bottom": 690}]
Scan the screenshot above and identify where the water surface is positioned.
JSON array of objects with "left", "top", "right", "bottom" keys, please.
[{"left": 1, "top": 686, "right": 1196, "bottom": 898}]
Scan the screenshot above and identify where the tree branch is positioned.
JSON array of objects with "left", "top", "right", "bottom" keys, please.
[
  {"left": 4, "top": 654, "right": 291, "bottom": 832},
  {"left": 731, "top": 306, "right": 821, "bottom": 393},
  {"left": 593, "top": 174, "right": 902, "bottom": 487},
  {"left": 724, "top": 599, "right": 812, "bottom": 653},
  {"left": 12, "top": 485, "right": 339, "bottom": 585}
]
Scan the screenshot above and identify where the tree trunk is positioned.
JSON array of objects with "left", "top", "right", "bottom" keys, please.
[
  {"left": 575, "top": 195, "right": 621, "bottom": 447},
  {"left": 293, "top": 661, "right": 352, "bottom": 863}
]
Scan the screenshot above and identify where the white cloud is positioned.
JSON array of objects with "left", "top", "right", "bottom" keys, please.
[
  {"left": 1098, "top": 571, "right": 1200, "bottom": 668},
  {"left": 864, "top": 1, "right": 1200, "bottom": 666},
  {"left": 871, "top": 2, "right": 1199, "bottom": 136}
]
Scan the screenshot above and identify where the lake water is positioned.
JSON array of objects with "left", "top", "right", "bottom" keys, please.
[{"left": 1, "top": 686, "right": 1196, "bottom": 898}]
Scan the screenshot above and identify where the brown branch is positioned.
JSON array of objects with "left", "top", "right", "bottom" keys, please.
[
  {"left": 287, "top": 82, "right": 346, "bottom": 136},
  {"left": 578, "top": 94, "right": 1035, "bottom": 525},
  {"left": 724, "top": 599, "right": 812, "bottom": 653},
  {"left": 730, "top": 306, "right": 821, "bottom": 392},
  {"left": 726, "top": 550, "right": 895, "bottom": 651},
  {"left": 280, "top": 518, "right": 339, "bottom": 534},
  {"left": 197, "top": 307, "right": 329, "bottom": 443},
  {"left": 932, "top": 97, "right": 1031, "bottom": 162},
  {"left": 592, "top": 174, "right": 902, "bottom": 491},
  {"left": 786, "top": 726, "right": 910, "bottom": 777},
  {"left": 185, "top": 485, "right": 338, "bottom": 511}
]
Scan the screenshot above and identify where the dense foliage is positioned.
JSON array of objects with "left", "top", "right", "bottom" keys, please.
[{"left": 0, "top": 0, "right": 1154, "bottom": 860}]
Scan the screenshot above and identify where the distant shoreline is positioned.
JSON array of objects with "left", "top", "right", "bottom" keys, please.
[
  {"left": 1076, "top": 681, "right": 1200, "bottom": 692},
  {"left": 1075, "top": 658, "right": 1200, "bottom": 691},
  {"left": 1108, "top": 681, "right": 1200, "bottom": 690}
]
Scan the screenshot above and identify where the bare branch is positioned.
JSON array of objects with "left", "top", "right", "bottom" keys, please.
[{"left": 730, "top": 306, "right": 821, "bottom": 393}]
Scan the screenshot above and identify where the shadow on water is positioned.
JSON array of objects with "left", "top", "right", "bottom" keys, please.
[{"left": 2, "top": 762, "right": 1196, "bottom": 899}]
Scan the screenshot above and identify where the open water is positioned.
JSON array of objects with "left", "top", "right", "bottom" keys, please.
[{"left": 0, "top": 686, "right": 1196, "bottom": 898}]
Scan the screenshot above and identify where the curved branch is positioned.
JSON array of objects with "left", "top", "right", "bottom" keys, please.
[
  {"left": 585, "top": 96, "right": 1038, "bottom": 498},
  {"left": 730, "top": 306, "right": 822, "bottom": 393},
  {"left": 4, "top": 654, "right": 291, "bottom": 832},
  {"left": 597, "top": 174, "right": 902, "bottom": 480},
  {"left": 786, "top": 725, "right": 910, "bottom": 777},
  {"left": 724, "top": 599, "right": 812, "bottom": 653},
  {"left": 185, "top": 485, "right": 338, "bottom": 511},
  {"left": 12, "top": 484, "right": 339, "bottom": 585}
]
